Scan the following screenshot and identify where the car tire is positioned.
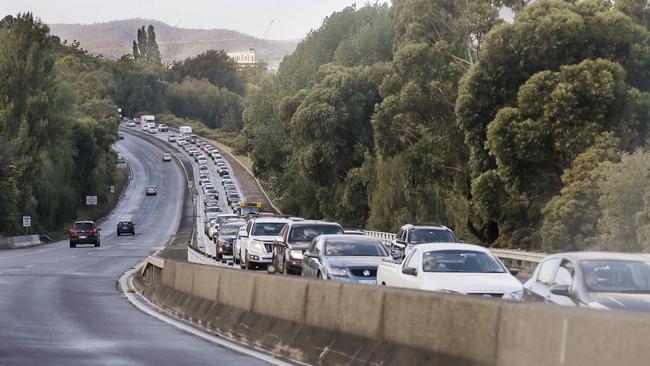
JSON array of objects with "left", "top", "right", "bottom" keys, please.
[
  {"left": 95, "top": 241, "right": 100, "bottom": 247},
  {"left": 70, "top": 242, "right": 76, "bottom": 248},
  {"left": 245, "top": 251, "right": 254, "bottom": 270}
]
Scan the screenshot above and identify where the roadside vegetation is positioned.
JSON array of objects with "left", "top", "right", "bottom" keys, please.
[
  {"left": 0, "top": 13, "right": 249, "bottom": 236},
  {"left": 241, "top": 0, "right": 650, "bottom": 251}
]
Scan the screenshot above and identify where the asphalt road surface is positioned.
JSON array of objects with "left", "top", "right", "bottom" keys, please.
[{"left": 0, "top": 134, "right": 269, "bottom": 365}]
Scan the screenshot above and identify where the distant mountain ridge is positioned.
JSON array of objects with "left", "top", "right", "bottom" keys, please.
[{"left": 49, "top": 18, "right": 298, "bottom": 66}]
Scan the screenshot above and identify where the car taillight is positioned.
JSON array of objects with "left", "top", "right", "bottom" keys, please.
[
  {"left": 90, "top": 228, "right": 97, "bottom": 233},
  {"left": 69, "top": 229, "right": 76, "bottom": 235}
]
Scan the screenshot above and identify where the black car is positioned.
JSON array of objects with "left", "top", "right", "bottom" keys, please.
[
  {"left": 216, "top": 220, "right": 246, "bottom": 259},
  {"left": 523, "top": 252, "right": 650, "bottom": 312},
  {"left": 117, "top": 220, "right": 135, "bottom": 236},
  {"left": 69, "top": 221, "right": 101, "bottom": 248}
]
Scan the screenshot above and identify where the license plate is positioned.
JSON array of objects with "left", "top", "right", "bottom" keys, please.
[
  {"left": 79, "top": 236, "right": 86, "bottom": 239},
  {"left": 359, "top": 280, "right": 376, "bottom": 285}
]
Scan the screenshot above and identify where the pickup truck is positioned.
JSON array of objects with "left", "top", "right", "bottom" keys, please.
[
  {"left": 234, "top": 217, "right": 290, "bottom": 269},
  {"left": 377, "top": 243, "right": 524, "bottom": 301}
]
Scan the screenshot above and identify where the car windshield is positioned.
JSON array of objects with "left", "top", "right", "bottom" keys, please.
[
  {"left": 324, "top": 239, "right": 387, "bottom": 256},
  {"left": 206, "top": 207, "right": 220, "bottom": 213},
  {"left": 408, "top": 229, "right": 455, "bottom": 244},
  {"left": 252, "top": 222, "right": 286, "bottom": 236},
  {"left": 221, "top": 223, "right": 245, "bottom": 235},
  {"left": 581, "top": 260, "right": 650, "bottom": 293},
  {"left": 118, "top": 221, "right": 131, "bottom": 226},
  {"left": 73, "top": 222, "right": 95, "bottom": 230},
  {"left": 289, "top": 225, "right": 343, "bottom": 243},
  {"left": 421, "top": 250, "right": 506, "bottom": 273}
]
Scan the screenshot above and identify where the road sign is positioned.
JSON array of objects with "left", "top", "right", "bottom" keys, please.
[
  {"left": 109, "top": 185, "right": 115, "bottom": 193},
  {"left": 22, "top": 216, "right": 31, "bottom": 227},
  {"left": 86, "top": 196, "right": 98, "bottom": 206}
]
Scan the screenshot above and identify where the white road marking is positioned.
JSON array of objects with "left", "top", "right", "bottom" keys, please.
[
  {"left": 559, "top": 317, "right": 568, "bottom": 364},
  {"left": 24, "top": 265, "right": 35, "bottom": 268},
  {"left": 0, "top": 247, "right": 58, "bottom": 261},
  {"left": 118, "top": 263, "right": 300, "bottom": 366}
]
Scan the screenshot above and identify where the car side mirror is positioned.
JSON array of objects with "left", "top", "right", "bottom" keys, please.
[
  {"left": 391, "top": 251, "right": 402, "bottom": 260},
  {"left": 509, "top": 268, "right": 519, "bottom": 276},
  {"left": 306, "top": 252, "right": 318, "bottom": 258},
  {"left": 550, "top": 284, "right": 571, "bottom": 297},
  {"left": 239, "top": 231, "right": 248, "bottom": 238},
  {"left": 402, "top": 267, "right": 417, "bottom": 276}
]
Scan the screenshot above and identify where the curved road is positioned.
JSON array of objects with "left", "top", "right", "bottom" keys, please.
[{"left": 0, "top": 135, "right": 268, "bottom": 365}]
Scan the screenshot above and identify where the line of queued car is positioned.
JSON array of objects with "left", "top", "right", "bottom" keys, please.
[{"left": 178, "top": 130, "right": 650, "bottom": 312}]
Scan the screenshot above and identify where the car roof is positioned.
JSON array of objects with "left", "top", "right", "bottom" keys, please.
[
  {"left": 289, "top": 220, "right": 341, "bottom": 227},
  {"left": 401, "top": 223, "right": 452, "bottom": 231},
  {"left": 74, "top": 220, "right": 95, "bottom": 224},
  {"left": 409, "top": 243, "right": 489, "bottom": 253},
  {"left": 252, "top": 217, "right": 290, "bottom": 224},
  {"left": 546, "top": 251, "right": 650, "bottom": 262},
  {"left": 319, "top": 234, "right": 380, "bottom": 243}
]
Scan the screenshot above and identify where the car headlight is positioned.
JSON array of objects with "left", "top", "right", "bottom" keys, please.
[
  {"left": 289, "top": 249, "right": 303, "bottom": 259},
  {"left": 328, "top": 267, "right": 348, "bottom": 276},
  {"left": 502, "top": 290, "right": 524, "bottom": 301},
  {"left": 251, "top": 241, "right": 266, "bottom": 254}
]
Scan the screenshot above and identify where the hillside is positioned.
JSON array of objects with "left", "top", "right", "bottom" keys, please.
[{"left": 49, "top": 19, "right": 298, "bottom": 66}]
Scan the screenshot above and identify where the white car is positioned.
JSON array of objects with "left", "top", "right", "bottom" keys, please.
[
  {"left": 145, "top": 186, "right": 158, "bottom": 196},
  {"left": 235, "top": 217, "right": 289, "bottom": 268},
  {"left": 162, "top": 153, "right": 172, "bottom": 161},
  {"left": 126, "top": 121, "right": 136, "bottom": 127},
  {"left": 377, "top": 243, "right": 523, "bottom": 301},
  {"left": 157, "top": 124, "right": 168, "bottom": 132}
]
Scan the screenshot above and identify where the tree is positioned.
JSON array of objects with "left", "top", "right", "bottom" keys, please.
[
  {"left": 132, "top": 25, "right": 162, "bottom": 65},
  {"left": 540, "top": 133, "right": 619, "bottom": 251},
  {"left": 598, "top": 148, "right": 650, "bottom": 252},
  {"left": 171, "top": 50, "right": 244, "bottom": 95},
  {"left": 456, "top": 0, "right": 650, "bottom": 246}
]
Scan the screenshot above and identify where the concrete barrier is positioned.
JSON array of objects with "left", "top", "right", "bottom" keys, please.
[
  {"left": 0, "top": 235, "right": 42, "bottom": 249},
  {"left": 136, "top": 257, "right": 650, "bottom": 366}
]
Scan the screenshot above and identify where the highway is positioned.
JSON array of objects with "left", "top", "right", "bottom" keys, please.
[{"left": 0, "top": 134, "right": 269, "bottom": 365}]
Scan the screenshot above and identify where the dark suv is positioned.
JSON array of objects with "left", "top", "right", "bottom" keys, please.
[
  {"left": 272, "top": 220, "right": 343, "bottom": 275},
  {"left": 69, "top": 221, "right": 101, "bottom": 248},
  {"left": 391, "top": 224, "right": 456, "bottom": 256},
  {"left": 117, "top": 220, "right": 135, "bottom": 236}
]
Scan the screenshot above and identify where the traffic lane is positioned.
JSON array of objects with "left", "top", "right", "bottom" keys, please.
[
  {"left": 0, "top": 133, "right": 269, "bottom": 366},
  {"left": 0, "top": 136, "right": 182, "bottom": 270}
]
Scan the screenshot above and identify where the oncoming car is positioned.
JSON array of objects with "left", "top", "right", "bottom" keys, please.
[
  {"left": 162, "top": 153, "right": 172, "bottom": 161},
  {"left": 145, "top": 186, "right": 157, "bottom": 195}
]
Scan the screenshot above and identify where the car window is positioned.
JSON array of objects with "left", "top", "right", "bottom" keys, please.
[
  {"left": 73, "top": 222, "right": 94, "bottom": 230},
  {"left": 288, "top": 225, "right": 343, "bottom": 243},
  {"left": 407, "top": 229, "right": 455, "bottom": 244},
  {"left": 252, "top": 222, "right": 286, "bottom": 236},
  {"left": 421, "top": 250, "right": 505, "bottom": 273},
  {"left": 397, "top": 229, "right": 405, "bottom": 240},
  {"left": 537, "top": 257, "right": 561, "bottom": 285},
  {"left": 404, "top": 248, "right": 420, "bottom": 270},
  {"left": 554, "top": 260, "right": 575, "bottom": 286},
  {"left": 324, "top": 238, "right": 387, "bottom": 256}
]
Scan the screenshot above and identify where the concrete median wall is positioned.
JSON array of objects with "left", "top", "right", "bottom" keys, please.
[{"left": 137, "top": 259, "right": 650, "bottom": 366}]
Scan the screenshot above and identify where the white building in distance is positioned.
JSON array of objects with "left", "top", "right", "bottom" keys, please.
[{"left": 227, "top": 48, "right": 257, "bottom": 65}]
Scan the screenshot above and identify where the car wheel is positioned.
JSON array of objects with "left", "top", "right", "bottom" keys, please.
[
  {"left": 70, "top": 242, "right": 76, "bottom": 248},
  {"left": 245, "top": 251, "right": 254, "bottom": 270},
  {"left": 95, "top": 241, "right": 100, "bottom": 247}
]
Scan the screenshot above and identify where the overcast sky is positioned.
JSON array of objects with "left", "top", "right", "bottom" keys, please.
[{"left": 2, "top": 0, "right": 389, "bottom": 40}]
